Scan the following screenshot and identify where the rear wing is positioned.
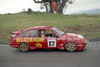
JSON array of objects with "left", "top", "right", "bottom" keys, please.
[{"left": 10, "top": 30, "right": 24, "bottom": 34}]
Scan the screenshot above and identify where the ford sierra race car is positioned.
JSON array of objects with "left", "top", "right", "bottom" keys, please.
[{"left": 9, "top": 26, "right": 87, "bottom": 52}]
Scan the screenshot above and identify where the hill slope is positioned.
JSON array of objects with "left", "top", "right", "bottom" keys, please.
[
  {"left": 75, "top": 9, "right": 100, "bottom": 15},
  {"left": 0, "top": 12, "right": 100, "bottom": 43}
]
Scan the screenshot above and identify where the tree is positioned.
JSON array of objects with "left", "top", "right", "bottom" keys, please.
[{"left": 33, "top": 0, "right": 75, "bottom": 14}]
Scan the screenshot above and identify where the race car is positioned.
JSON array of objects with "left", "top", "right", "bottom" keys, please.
[{"left": 9, "top": 26, "right": 87, "bottom": 52}]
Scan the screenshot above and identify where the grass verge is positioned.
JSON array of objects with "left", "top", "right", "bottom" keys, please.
[{"left": 0, "top": 12, "right": 100, "bottom": 43}]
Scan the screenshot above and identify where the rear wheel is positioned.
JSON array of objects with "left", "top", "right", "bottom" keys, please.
[
  {"left": 19, "top": 43, "right": 29, "bottom": 52},
  {"left": 65, "top": 42, "right": 77, "bottom": 52}
]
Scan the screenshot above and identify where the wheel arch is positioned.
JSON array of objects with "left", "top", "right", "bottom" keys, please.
[
  {"left": 18, "top": 42, "right": 31, "bottom": 49},
  {"left": 63, "top": 40, "right": 77, "bottom": 50}
]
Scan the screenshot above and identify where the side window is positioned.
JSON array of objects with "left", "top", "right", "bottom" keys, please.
[
  {"left": 45, "top": 29, "right": 56, "bottom": 37},
  {"left": 38, "top": 29, "right": 55, "bottom": 37},
  {"left": 45, "top": 30, "right": 54, "bottom": 34},
  {"left": 20, "top": 30, "right": 39, "bottom": 37}
]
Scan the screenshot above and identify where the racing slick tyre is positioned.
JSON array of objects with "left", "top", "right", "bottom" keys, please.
[
  {"left": 65, "top": 42, "right": 77, "bottom": 52},
  {"left": 19, "top": 42, "right": 29, "bottom": 52}
]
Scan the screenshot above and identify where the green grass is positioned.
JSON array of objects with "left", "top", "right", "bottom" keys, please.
[{"left": 0, "top": 12, "right": 100, "bottom": 43}]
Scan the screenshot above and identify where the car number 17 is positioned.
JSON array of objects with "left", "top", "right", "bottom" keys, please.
[{"left": 48, "top": 40, "right": 56, "bottom": 47}]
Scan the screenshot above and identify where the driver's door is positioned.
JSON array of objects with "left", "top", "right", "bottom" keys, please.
[{"left": 44, "top": 29, "right": 61, "bottom": 49}]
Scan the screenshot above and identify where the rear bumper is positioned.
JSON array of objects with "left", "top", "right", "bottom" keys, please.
[{"left": 9, "top": 42, "right": 18, "bottom": 48}]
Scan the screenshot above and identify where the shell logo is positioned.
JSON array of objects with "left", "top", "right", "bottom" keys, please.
[{"left": 35, "top": 43, "right": 42, "bottom": 47}]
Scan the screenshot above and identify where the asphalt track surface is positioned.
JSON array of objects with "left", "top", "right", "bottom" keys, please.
[{"left": 0, "top": 42, "right": 100, "bottom": 67}]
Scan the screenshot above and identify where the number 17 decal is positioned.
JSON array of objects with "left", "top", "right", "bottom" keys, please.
[{"left": 48, "top": 40, "right": 56, "bottom": 47}]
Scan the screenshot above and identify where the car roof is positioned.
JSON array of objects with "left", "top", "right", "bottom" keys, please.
[{"left": 26, "top": 26, "right": 53, "bottom": 30}]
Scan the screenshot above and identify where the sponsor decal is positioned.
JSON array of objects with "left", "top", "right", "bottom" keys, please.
[
  {"left": 16, "top": 38, "right": 20, "bottom": 42},
  {"left": 67, "top": 38, "right": 80, "bottom": 40},
  {"left": 35, "top": 43, "right": 42, "bottom": 47},
  {"left": 16, "top": 38, "right": 45, "bottom": 42}
]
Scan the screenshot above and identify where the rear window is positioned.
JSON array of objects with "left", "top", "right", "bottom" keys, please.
[{"left": 19, "top": 30, "right": 39, "bottom": 37}]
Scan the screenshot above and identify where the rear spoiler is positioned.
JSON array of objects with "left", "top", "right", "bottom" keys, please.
[{"left": 10, "top": 30, "right": 24, "bottom": 34}]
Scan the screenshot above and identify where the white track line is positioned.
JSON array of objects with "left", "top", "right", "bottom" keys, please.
[{"left": 0, "top": 45, "right": 9, "bottom": 46}]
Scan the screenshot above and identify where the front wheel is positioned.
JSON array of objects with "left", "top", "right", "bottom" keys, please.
[
  {"left": 19, "top": 42, "right": 29, "bottom": 52},
  {"left": 65, "top": 42, "right": 77, "bottom": 52}
]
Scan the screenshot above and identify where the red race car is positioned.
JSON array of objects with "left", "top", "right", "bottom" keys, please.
[{"left": 9, "top": 26, "right": 87, "bottom": 52}]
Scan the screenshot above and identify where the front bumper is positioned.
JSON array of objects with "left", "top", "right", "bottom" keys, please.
[
  {"left": 77, "top": 43, "right": 87, "bottom": 50},
  {"left": 77, "top": 39, "right": 87, "bottom": 50}
]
